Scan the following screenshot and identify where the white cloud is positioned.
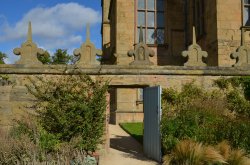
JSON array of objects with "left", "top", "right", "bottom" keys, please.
[
  {"left": 4, "top": 49, "right": 19, "bottom": 64},
  {"left": 0, "top": 2, "right": 101, "bottom": 47},
  {"left": 0, "top": 2, "right": 101, "bottom": 64}
]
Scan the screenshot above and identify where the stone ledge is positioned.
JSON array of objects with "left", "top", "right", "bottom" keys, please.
[
  {"left": 114, "top": 111, "right": 143, "bottom": 113},
  {"left": 0, "top": 64, "right": 250, "bottom": 76}
]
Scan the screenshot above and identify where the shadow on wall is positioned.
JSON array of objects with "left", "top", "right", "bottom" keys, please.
[
  {"left": 157, "top": 46, "right": 186, "bottom": 66},
  {"left": 102, "top": 42, "right": 117, "bottom": 64}
]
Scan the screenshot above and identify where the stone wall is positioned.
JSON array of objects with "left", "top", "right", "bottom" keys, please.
[
  {"left": 1, "top": 64, "right": 250, "bottom": 125},
  {"left": 114, "top": 0, "right": 135, "bottom": 65},
  {"left": 216, "top": 0, "right": 248, "bottom": 67}
]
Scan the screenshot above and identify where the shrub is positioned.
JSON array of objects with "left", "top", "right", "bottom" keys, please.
[
  {"left": 161, "top": 81, "right": 250, "bottom": 154},
  {"left": 214, "top": 77, "right": 250, "bottom": 117},
  {"left": 0, "top": 72, "right": 108, "bottom": 164},
  {"left": 26, "top": 73, "right": 109, "bottom": 152}
]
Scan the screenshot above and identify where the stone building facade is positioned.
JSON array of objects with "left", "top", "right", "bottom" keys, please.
[
  {"left": 102, "top": 0, "right": 250, "bottom": 66},
  {"left": 101, "top": 0, "right": 250, "bottom": 124},
  {"left": 1, "top": 0, "right": 250, "bottom": 154},
  {"left": 1, "top": 1, "right": 250, "bottom": 127}
]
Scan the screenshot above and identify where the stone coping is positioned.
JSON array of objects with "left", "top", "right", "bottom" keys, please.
[{"left": 0, "top": 64, "right": 250, "bottom": 76}]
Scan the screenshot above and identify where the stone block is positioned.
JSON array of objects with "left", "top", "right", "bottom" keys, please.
[{"left": 10, "top": 86, "right": 35, "bottom": 102}]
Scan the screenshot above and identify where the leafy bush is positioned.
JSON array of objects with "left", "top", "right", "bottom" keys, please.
[
  {"left": 0, "top": 73, "right": 108, "bottom": 164},
  {"left": 161, "top": 81, "right": 250, "bottom": 154},
  {"left": 214, "top": 77, "right": 250, "bottom": 118},
  {"left": 26, "top": 73, "right": 108, "bottom": 152}
]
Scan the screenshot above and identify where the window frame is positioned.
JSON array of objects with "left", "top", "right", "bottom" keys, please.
[
  {"left": 136, "top": 88, "right": 144, "bottom": 105},
  {"left": 242, "top": 0, "right": 250, "bottom": 27},
  {"left": 135, "top": 0, "right": 166, "bottom": 46}
]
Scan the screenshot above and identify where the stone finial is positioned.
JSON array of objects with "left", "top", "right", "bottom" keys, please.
[
  {"left": 128, "top": 26, "right": 154, "bottom": 65},
  {"left": 13, "top": 22, "right": 45, "bottom": 65},
  {"left": 73, "top": 24, "right": 102, "bottom": 66},
  {"left": 182, "top": 27, "right": 208, "bottom": 67},
  {"left": 231, "top": 28, "right": 250, "bottom": 67}
]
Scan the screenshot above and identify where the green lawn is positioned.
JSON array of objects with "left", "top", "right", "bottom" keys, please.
[{"left": 119, "top": 122, "right": 143, "bottom": 144}]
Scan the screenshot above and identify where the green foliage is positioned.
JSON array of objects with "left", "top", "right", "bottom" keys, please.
[
  {"left": 227, "top": 90, "right": 250, "bottom": 117},
  {"left": 0, "top": 75, "right": 16, "bottom": 86},
  {"left": 162, "top": 88, "right": 178, "bottom": 105},
  {"left": 0, "top": 51, "right": 7, "bottom": 64},
  {"left": 0, "top": 73, "right": 107, "bottom": 163},
  {"left": 214, "top": 77, "right": 231, "bottom": 90},
  {"left": 26, "top": 73, "right": 108, "bottom": 152},
  {"left": 38, "top": 129, "right": 60, "bottom": 152},
  {"left": 37, "top": 49, "right": 77, "bottom": 65},
  {"left": 38, "top": 51, "right": 52, "bottom": 64},
  {"left": 161, "top": 81, "right": 250, "bottom": 154},
  {"left": 0, "top": 74, "right": 9, "bottom": 81},
  {"left": 0, "top": 123, "right": 98, "bottom": 164},
  {"left": 120, "top": 123, "right": 143, "bottom": 144},
  {"left": 214, "top": 77, "right": 250, "bottom": 118},
  {"left": 214, "top": 76, "right": 250, "bottom": 100},
  {"left": 10, "top": 115, "right": 60, "bottom": 153},
  {"left": 51, "top": 49, "right": 72, "bottom": 64}
]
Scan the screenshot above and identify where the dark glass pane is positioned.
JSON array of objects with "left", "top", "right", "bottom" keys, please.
[
  {"left": 147, "top": 12, "right": 155, "bottom": 27},
  {"left": 137, "top": 27, "right": 146, "bottom": 43},
  {"left": 244, "top": 7, "right": 250, "bottom": 26},
  {"left": 147, "top": 29, "right": 155, "bottom": 44},
  {"left": 244, "top": 0, "right": 250, "bottom": 5},
  {"left": 157, "top": 12, "right": 164, "bottom": 27},
  {"left": 147, "top": 0, "right": 155, "bottom": 10},
  {"left": 138, "top": 11, "right": 145, "bottom": 26},
  {"left": 157, "top": 0, "right": 164, "bottom": 11},
  {"left": 138, "top": 0, "right": 145, "bottom": 9},
  {"left": 157, "top": 29, "right": 164, "bottom": 44}
]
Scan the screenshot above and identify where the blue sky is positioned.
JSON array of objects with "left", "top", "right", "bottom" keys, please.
[{"left": 0, "top": 0, "right": 102, "bottom": 64}]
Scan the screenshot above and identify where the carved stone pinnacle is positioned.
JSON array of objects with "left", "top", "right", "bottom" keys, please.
[
  {"left": 128, "top": 26, "right": 155, "bottom": 65},
  {"left": 231, "top": 29, "right": 250, "bottom": 67},
  {"left": 73, "top": 24, "right": 102, "bottom": 66},
  {"left": 182, "top": 26, "right": 208, "bottom": 67},
  {"left": 13, "top": 21, "right": 45, "bottom": 65},
  {"left": 231, "top": 46, "right": 250, "bottom": 67}
]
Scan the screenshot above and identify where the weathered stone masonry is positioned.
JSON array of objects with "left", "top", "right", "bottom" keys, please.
[
  {"left": 1, "top": 64, "right": 250, "bottom": 127},
  {"left": 2, "top": 0, "right": 250, "bottom": 126}
]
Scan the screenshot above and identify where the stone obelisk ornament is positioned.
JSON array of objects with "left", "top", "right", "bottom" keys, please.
[
  {"left": 231, "top": 28, "right": 250, "bottom": 67},
  {"left": 13, "top": 22, "right": 45, "bottom": 65},
  {"left": 128, "top": 26, "right": 155, "bottom": 65},
  {"left": 74, "top": 24, "right": 102, "bottom": 66},
  {"left": 182, "top": 26, "right": 208, "bottom": 67}
]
